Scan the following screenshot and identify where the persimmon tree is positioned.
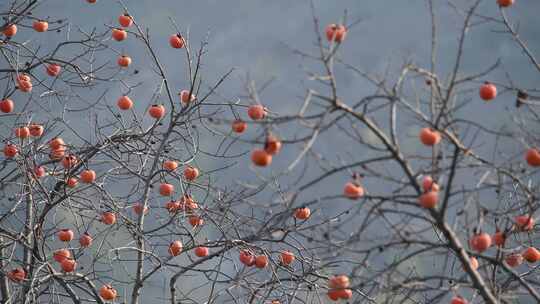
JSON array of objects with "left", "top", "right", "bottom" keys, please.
[{"left": 1, "top": 0, "right": 540, "bottom": 304}]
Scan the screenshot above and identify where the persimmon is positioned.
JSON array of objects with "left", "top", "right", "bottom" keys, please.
[
  {"left": 255, "top": 255, "right": 269, "bottom": 268},
  {"left": 99, "top": 285, "right": 117, "bottom": 301},
  {"left": 232, "top": 120, "right": 247, "bottom": 133},
  {"left": 163, "top": 160, "right": 178, "bottom": 171},
  {"left": 334, "top": 289, "right": 352, "bottom": 300},
  {"left": 280, "top": 251, "right": 295, "bottom": 266},
  {"left": 343, "top": 182, "right": 364, "bottom": 199},
  {"left": 66, "top": 177, "right": 78, "bottom": 188},
  {"left": 419, "top": 128, "right": 441, "bottom": 146},
  {"left": 179, "top": 195, "right": 199, "bottom": 211},
  {"left": 53, "top": 249, "right": 71, "bottom": 262},
  {"left": 18, "top": 79, "right": 32, "bottom": 92},
  {"left": 469, "top": 256, "right": 479, "bottom": 270},
  {"left": 247, "top": 105, "right": 266, "bottom": 120},
  {"left": 479, "top": 82, "right": 497, "bottom": 101},
  {"left": 327, "top": 289, "right": 340, "bottom": 301},
  {"left": 117, "top": 55, "right": 131, "bottom": 67},
  {"left": 469, "top": 232, "right": 492, "bottom": 252},
  {"left": 505, "top": 253, "right": 523, "bottom": 267},
  {"left": 183, "top": 166, "right": 199, "bottom": 181},
  {"left": 189, "top": 215, "right": 204, "bottom": 227},
  {"left": 159, "top": 183, "right": 174, "bottom": 196},
  {"left": 497, "top": 0, "right": 514, "bottom": 7},
  {"left": 325, "top": 24, "right": 347, "bottom": 43},
  {"left": 8, "top": 268, "right": 26, "bottom": 282},
  {"left": 17, "top": 74, "right": 31, "bottom": 83},
  {"left": 422, "top": 176, "right": 440, "bottom": 192},
  {"left": 15, "top": 126, "right": 30, "bottom": 138},
  {"left": 62, "top": 154, "right": 78, "bottom": 169},
  {"left": 111, "top": 28, "right": 127, "bottom": 41},
  {"left": 239, "top": 250, "right": 255, "bottom": 266},
  {"left": 169, "top": 34, "right": 185, "bottom": 49},
  {"left": 515, "top": 215, "right": 535, "bottom": 231},
  {"left": 179, "top": 90, "right": 195, "bottom": 104},
  {"left": 450, "top": 296, "right": 468, "bottom": 304},
  {"left": 46, "top": 64, "right": 61, "bottom": 77},
  {"left": 169, "top": 240, "right": 183, "bottom": 256},
  {"left": 101, "top": 211, "right": 116, "bottom": 225},
  {"left": 29, "top": 124, "right": 44, "bottom": 137},
  {"left": 165, "top": 200, "right": 180, "bottom": 213},
  {"left": 80, "top": 169, "right": 96, "bottom": 183},
  {"left": 60, "top": 259, "right": 77, "bottom": 272},
  {"left": 57, "top": 229, "right": 74, "bottom": 242},
  {"left": 133, "top": 203, "right": 149, "bottom": 215},
  {"left": 194, "top": 246, "right": 209, "bottom": 257},
  {"left": 49, "top": 137, "right": 65, "bottom": 150},
  {"left": 0, "top": 99, "right": 14, "bottom": 113},
  {"left": 264, "top": 135, "right": 282, "bottom": 155},
  {"left": 525, "top": 148, "right": 540, "bottom": 167},
  {"left": 251, "top": 149, "right": 272, "bottom": 167},
  {"left": 4, "top": 144, "right": 18, "bottom": 158},
  {"left": 149, "top": 104, "right": 165, "bottom": 119},
  {"left": 117, "top": 95, "right": 133, "bottom": 110},
  {"left": 522, "top": 247, "right": 540, "bottom": 263},
  {"left": 419, "top": 191, "right": 438, "bottom": 209},
  {"left": 32, "top": 20, "right": 48, "bottom": 32},
  {"left": 294, "top": 207, "right": 311, "bottom": 220},
  {"left": 34, "top": 166, "right": 46, "bottom": 178},
  {"left": 328, "top": 275, "right": 350, "bottom": 289},
  {"left": 79, "top": 233, "right": 93, "bottom": 247},
  {"left": 118, "top": 14, "right": 133, "bottom": 27},
  {"left": 2, "top": 24, "right": 17, "bottom": 37},
  {"left": 493, "top": 230, "right": 506, "bottom": 247}
]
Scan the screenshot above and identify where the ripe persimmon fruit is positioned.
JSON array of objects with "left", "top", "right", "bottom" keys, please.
[
  {"left": 525, "top": 148, "right": 540, "bottom": 167},
  {"left": 46, "top": 64, "right": 61, "bottom": 77},
  {"left": 3, "top": 24, "right": 17, "bottom": 37},
  {"left": 469, "top": 233, "right": 492, "bottom": 252},
  {"left": 343, "top": 182, "right": 364, "bottom": 199},
  {"left": 159, "top": 183, "right": 174, "bottom": 196},
  {"left": 80, "top": 170, "right": 96, "bottom": 183},
  {"left": 325, "top": 24, "right": 347, "bottom": 43},
  {"left": 247, "top": 105, "right": 266, "bottom": 120},
  {"left": 4, "top": 144, "right": 18, "bottom": 158},
  {"left": 294, "top": 207, "right": 311, "bottom": 220},
  {"left": 264, "top": 135, "right": 282, "bottom": 155},
  {"left": 419, "top": 128, "right": 441, "bottom": 146},
  {"left": 57, "top": 229, "right": 74, "bottom": 242},
  {"left": 149, "top": 104, "right": 165, "bottom": 119},
  {"left": 79, "top": 233, "right": 93, "bottom": 247},
  {"left": 169, "top": 240, "right": 183, "bottom": 256},
  {"left": 232, "top": 120, "right": 247, "bottom": 133},
  {"left": 117, "top": 95, "right": 133, "bottom": 110},
  {"left": 117, "top": 55, "right": 132, "bottom": 67},
  {"left": 0, "top": 99, "right": 14, "bottom": 113},
  {"left": 111, "top": 28, "right": 127, "bottom": 41},
  {"left": 32, "top": 20, "right": 48, "bottom": 32},
  {"left": 251, "top": 149, "right": 272, "bottom": 167},
  {"left": 194, "top": 246, "right": 209, "bottom": 257},
  {"left": 118, "top": 14, "right": 133, "bottom": 27},
  {"left": 29, "top": 124, "right": 44, "bottom": 137},
  {"left": 99, "top": 285, "right": 117, "bottom": 301},
  {"left": 101, "top": 211, "right": 116, "bottom": 225},
  {"left": 169, "top": 34, "right": 185, "bottom": 49},
  {"left": 479, "top": 82, "right": 497, "bottom": 101}
]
